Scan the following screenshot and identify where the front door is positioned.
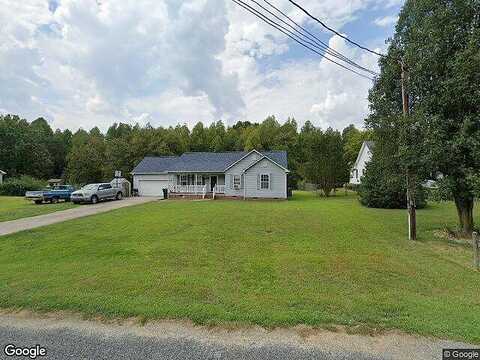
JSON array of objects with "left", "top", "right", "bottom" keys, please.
[{"left": 210, "top": 176, "right": 217, "bottom": 192}]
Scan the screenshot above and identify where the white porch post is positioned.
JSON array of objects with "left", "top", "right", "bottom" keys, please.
[
  {"left": 195, "top": 174, "right": 197, "bottom": 195},
  {"left": 243, "top": 172, "right": 246, "bottom": 200}
]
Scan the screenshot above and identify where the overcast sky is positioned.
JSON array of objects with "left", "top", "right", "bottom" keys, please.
[{"left": 0, "top": 0, "right": 402, "bottom": 131}]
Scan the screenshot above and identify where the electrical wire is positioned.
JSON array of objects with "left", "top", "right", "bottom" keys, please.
[{"left": 231, "top": 0, "right": 375, "bottom": 80}]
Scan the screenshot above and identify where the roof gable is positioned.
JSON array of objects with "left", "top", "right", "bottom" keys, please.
[
  {"left": 224, "top": 150, "right": 263, "bottom": 171},
  {"left": 353, "top": 141, "right": 375, "bottom": 169},
  {"left": 243, "top": 154, "right": 290, "bottom": 173}
]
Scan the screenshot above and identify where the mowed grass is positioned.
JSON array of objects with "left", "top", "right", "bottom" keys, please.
[
  {"left": 0, "top": 192, "right": 479, "bottom": 343},
  {"left": 0, "top": 196, "right": 77, "bottom": 222}
]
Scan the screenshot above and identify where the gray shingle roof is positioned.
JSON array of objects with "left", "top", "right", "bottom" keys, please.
[
  {"left": 132, "top": 151, "right": 288, "bottom": 174},
  {"left": 132, "top": 156, "right": 180, "bottom": 174}
]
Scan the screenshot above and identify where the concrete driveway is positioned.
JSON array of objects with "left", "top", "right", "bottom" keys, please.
[{"left": 0, "top": 197, "right": 160, "bottom": 236}]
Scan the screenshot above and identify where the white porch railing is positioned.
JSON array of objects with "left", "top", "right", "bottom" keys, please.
[
  {"left": 214, "top": 185, "right": 225, "bottom": 194},
  {"left": 169, "top": 184, "right": 225, "bottom": 194},
  {"left": 169, "top": 185, "right": 205, "bottom": 194}
]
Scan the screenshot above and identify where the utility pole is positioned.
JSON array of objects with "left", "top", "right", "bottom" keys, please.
[{"left": 401, "top": 59, "right": 417, "bottom": 241}]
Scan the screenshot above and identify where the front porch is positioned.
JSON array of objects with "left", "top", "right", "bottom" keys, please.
[{"left": 168, "top": 173, "right": 226, "bottom": 199}]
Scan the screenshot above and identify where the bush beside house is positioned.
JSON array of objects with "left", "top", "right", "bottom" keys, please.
[
  {"left": 358, "top": 154, "right": 426, "bottom": 209},
  {"left": 0, "top": 176, "right": 46, "bottom": 196}
]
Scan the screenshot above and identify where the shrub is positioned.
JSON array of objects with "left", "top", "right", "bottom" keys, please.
[
  {"left": 358, "top": 157, "right": 427, "bottom": 209},
  {"left": 0, "top": 176, "right": 46, "bottom": 196},
  {"left": 345, "top": 183, "right": 360, "bottom": 192}
]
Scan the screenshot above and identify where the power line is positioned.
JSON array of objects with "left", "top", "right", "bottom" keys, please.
[
  {"left": 231, "top": 0, "right": 375, "bottom": 80},
  {"left": 257, "top": 0, "right": 378, "bottom": 75},
  {"left": 286, "top": 0, "right": 386, "bottom": 58},
  {"left": 248, "top": 0, "right": 378, "bottom": 75},
  {"left": 233, "top": 0, "right": 374, "bottom": 80}
]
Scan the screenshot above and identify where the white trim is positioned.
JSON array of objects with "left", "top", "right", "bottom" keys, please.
[
  {"left": 223, "top": 149, "right": 263, "bottom": 171},
  {"left": 260, "top": 173, "right": 270, "bottom": 190},
  {"left": 352, "top": 141, "right": 374, "bottom": 170},
  {"left": 233, "top": 174, "right": 241, "bottom": 190},
  {"left": 131, "top": 171, "right": 169, "bottom": 175},
  {"left": 167, "top": 171, "right": 224, "bottom": 174},
  {"left": 0, "top": 170, "right": 6, "bottom": 175},
  {"left": 242, "top": 155, "right": 289, "bottom": 173}
]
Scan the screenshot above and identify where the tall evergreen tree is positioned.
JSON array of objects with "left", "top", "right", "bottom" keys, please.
[{"left": 367, "top": 0, "right": 480, "bottom": 235}]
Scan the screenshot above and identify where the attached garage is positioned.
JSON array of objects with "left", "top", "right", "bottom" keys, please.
[
  {"left": 132, "top": 156, "right": 179, "bottom": 198},
  {"left": 133, "top": 174, "right": 169, "bottom": 198}
]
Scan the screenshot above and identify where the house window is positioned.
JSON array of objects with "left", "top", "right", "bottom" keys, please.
[
  {"left": 180, "top": 174, "right": 188, "bottom": 186},
  {"left": 233, "top": 175, "right": 241, "bottom": 190},
  {"left": 196, "top": 175, "right": 204, "bottom": 185},
  {"left": 260, "top": 174, "right": 269, "bottom": 190}
]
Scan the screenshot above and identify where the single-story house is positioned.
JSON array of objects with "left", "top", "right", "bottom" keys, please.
[
  {"left": 0, "top": 170, "right": 6, "bottom": 184},
  {"left": 132, "top": 149, "right": 289, "bottom": 199},
  {"left": 350, "top": 141, "right": 375, "bottom": 185}
]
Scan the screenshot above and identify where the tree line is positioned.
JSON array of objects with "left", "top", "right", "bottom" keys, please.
[{"left": 0, "top": 114, "right": 371, "bottom": 195}]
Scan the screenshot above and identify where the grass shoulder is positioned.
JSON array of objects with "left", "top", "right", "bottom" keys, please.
[{"left": 0, "top": 196, "right": 77, "bottom": 222}]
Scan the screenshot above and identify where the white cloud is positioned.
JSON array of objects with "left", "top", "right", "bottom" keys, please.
[
  {"left": 373, "top": 15, "right": 398, "bottom": 27},
  {"left": 223, "top": 34, "right": 378, "bottom": 130},
  {"left": 0, "top": 0, "right": 392, "bottom": 131}
]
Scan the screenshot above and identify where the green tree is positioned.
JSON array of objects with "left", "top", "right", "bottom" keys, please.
[
  {"left": 342, "top": 125, "right": 372, "bottom": 168},
  {"left": 258, "top": 115, "right": 280, "bottom": 150},
  {"left": 66, "top": 130, "right": 106, "bottom": 184},
  {"left": 304, "top": 127, "right": 347, "bottom": 196},
  {"left": 367, "top": 0, "right": 480, "bottom": 235},
  {"left": 0, "top": 114, "right": 30, "bottom": 177},
  {"left": 359, "top": 129, "right": 427, "bottom": 209},
  {"left": 190, "top": 122, "right": 209, "bottom": 152}
]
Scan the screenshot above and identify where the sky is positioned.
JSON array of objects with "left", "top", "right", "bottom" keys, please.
[{"left": 0, "top": 0, "right": 403, "bottom": 132}]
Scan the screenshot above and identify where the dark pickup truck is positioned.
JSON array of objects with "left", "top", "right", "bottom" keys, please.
[{"left": 25, "top": 185, "right": 76, "bottom": 204}]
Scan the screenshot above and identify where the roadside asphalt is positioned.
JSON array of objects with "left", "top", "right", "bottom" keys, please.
[
  {"left": 0, "top": 325, "right": 383, "bottom": 360},
  {"left": 0, "top": 313, "right": 474, "bottom": 360}
]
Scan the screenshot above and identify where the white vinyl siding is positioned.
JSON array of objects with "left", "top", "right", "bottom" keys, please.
[
  {"left": 244, "top": 158, "right": 287, "bottom": 199},
  {"left": 225, "top": 152, "right": 262, "bottom": 197},
  {"left": 350, "top": 143, "right": 373, "bottom": 185}
]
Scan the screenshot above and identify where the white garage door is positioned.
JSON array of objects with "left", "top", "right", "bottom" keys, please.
[{"left": 138, "top": 180, "right": 169, "bottom": 197}]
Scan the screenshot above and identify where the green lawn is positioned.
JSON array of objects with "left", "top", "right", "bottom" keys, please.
[
  {"left": 0, "top": 196, "right": 77, "bottom": 222},
  {"left": 0, "top": 192, "right": 478, "bottom": 343}
]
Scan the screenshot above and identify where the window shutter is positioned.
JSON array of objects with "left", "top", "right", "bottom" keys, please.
[
  {"left": 269, "top": 173, "right": 272, "bottom": 190},
  {"left": 230, "top": 175, "right": 233, "bottom": 189},
  {"left": 257, "top": 174, "right": 260, "bottom": 190},
  {"left": 240, "top": 174, "right": 244, "bottom": 189}
]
